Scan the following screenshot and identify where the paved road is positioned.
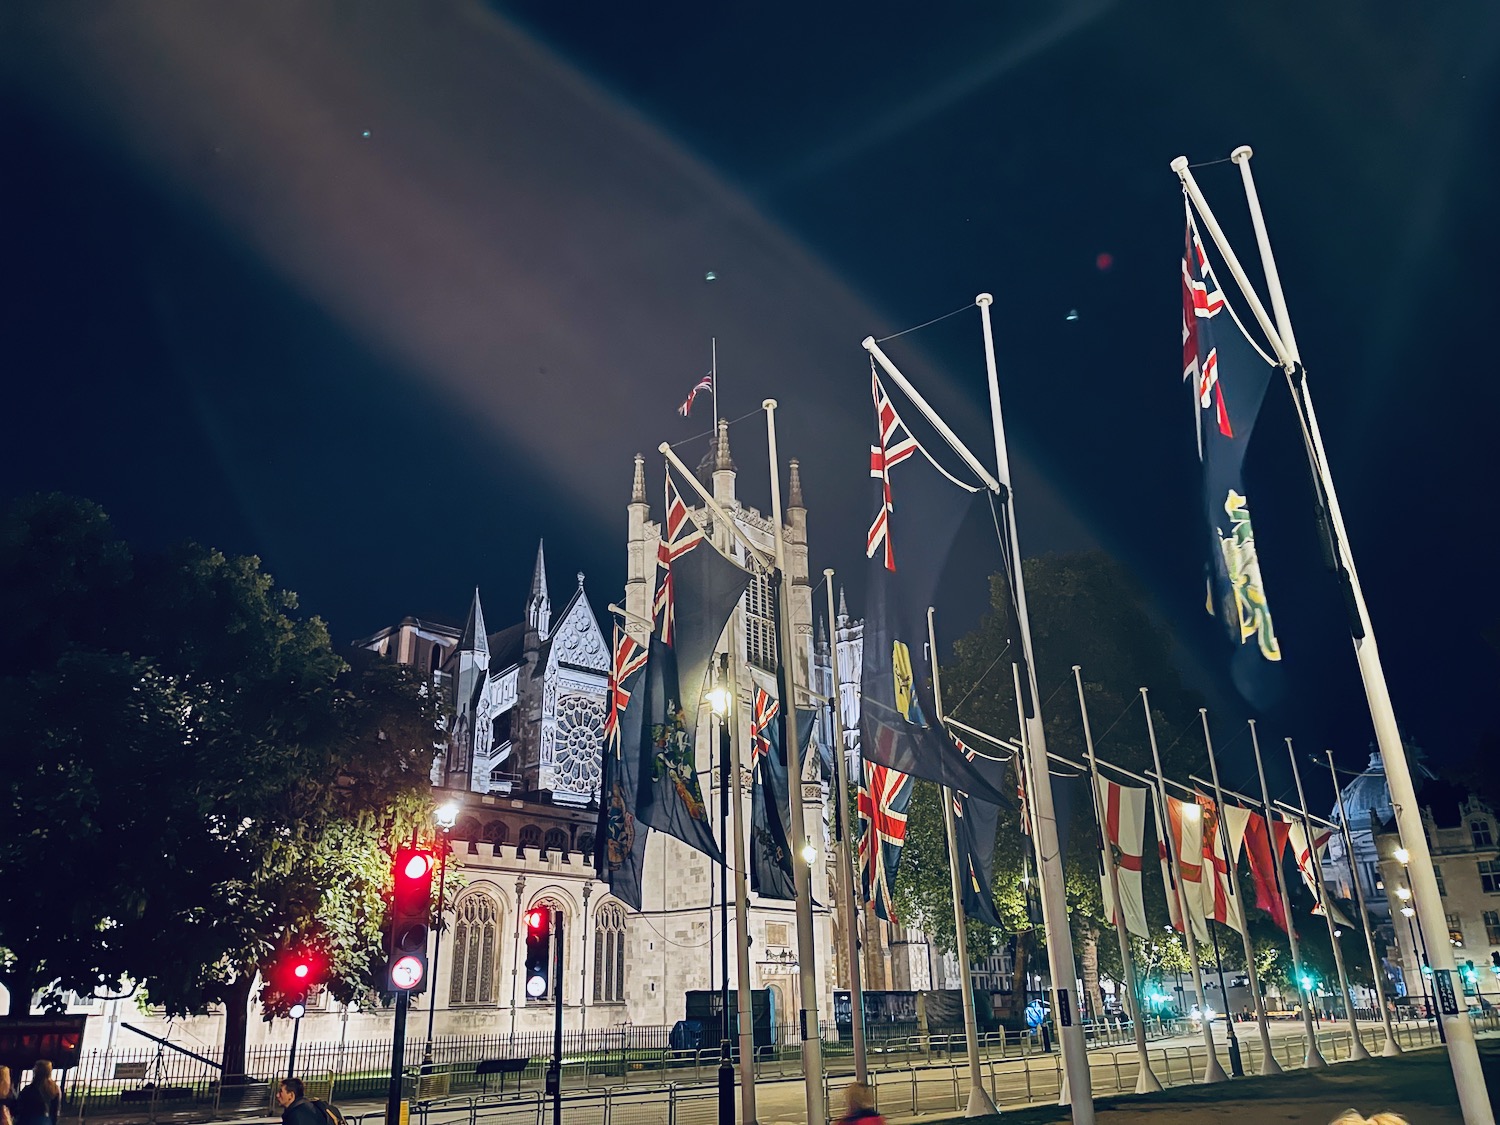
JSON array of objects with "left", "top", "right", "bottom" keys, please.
[{"left": 294, "top": 1018, "right": 1441, "bottom": 1125}]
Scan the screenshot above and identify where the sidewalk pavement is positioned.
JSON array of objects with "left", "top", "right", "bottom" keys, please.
[{"left": 919, "top": 1041, "right": 1500, "bottom": 1125}]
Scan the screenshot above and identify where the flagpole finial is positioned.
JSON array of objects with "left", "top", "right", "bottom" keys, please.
[
  {"left": 975, "top": 293, "right": 993, "bottom": 308},
  {"left": 1231, "top": 145, "right": 1253, "bottom": 164},
  {"left": 762, "top": 398, "right": 777, "bottom": 411},
  {"left": 1170, "top": 156, "right": 1190, "bottom": 175}
]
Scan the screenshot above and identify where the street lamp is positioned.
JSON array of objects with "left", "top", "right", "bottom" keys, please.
[
  {"left": 801, "top": 844, "right": 817, "bottom": 866},
  {"left": 705, "top": 655, "right": 734, "bottom": 1125},
  {"left": 422, "top": 799, "right": 461, "bottom": 1070}
]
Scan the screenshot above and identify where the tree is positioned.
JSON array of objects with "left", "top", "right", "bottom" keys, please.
[
  {"left": 890, "top": 551, "right": 1209, "bottom": 1010},
  {"left": 0, "top": 495, "right": 440, "bottom": 1083}
]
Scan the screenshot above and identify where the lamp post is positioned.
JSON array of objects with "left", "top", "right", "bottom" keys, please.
[
  {"left": 422, "top": 799, "right": 460, "bottom": 1072},
  {"left": 706, "top": 657, "right": 734, "bottom": 1125},
  {"left": 1397, "top": 872, "right": 1445, "bottom": 1043}
]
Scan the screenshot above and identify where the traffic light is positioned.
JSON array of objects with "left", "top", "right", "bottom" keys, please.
[
  {"left": 524, "top": 907, "right": 552, "bottom": 1001},
  {"left": 285, "top": 948, "right": 322, "bottom": 1018},
  {"left": 263, "top": 944, "right": 325, "bottom": 1019},
  {"left": 386, "top": 846, "right": 436, "bottom": 992}
]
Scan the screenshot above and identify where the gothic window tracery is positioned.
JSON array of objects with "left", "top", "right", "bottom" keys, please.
[
  {"left": 553, "top": 692, "right": 605, "bottom": 795},
  {"left": 542, "top": 828, "right": 569, "bottom": 857},
  {"left": 518, "top": 825, "right": 542, "bottom": 856},
  {"left": 744, "top": 573, "right": 778, "bottom": 671},
  {"left": 449, "top": 890, "right": 502, "bottom": 1006},
  {"left": 593, "top": 903, "right": 626, "bottom": 1004}
]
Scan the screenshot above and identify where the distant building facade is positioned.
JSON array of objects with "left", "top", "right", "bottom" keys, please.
[{"left": 1375, "top": 784, "right": 1500, "bottom": 1009}]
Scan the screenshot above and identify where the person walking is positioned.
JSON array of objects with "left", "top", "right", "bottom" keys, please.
[
  {"left": 275, "top": 1078, "right": 322, "bottom": 1125},
  {"left": 0, "top": 1064, "right": 17, "bottom": 1125},
  {"left": 836, "top": 1083, "right": 885, "bottom": 1125},
  {"left": 13, "top": 1062, "right": 58, "bottom": 1125}
]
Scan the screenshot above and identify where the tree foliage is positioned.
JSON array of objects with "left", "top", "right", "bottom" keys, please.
[
  {"left": 892, "top": 552, "right": 1206, "bottom": 951},
  {"left": 0, "top": 494, "right": 440, "bottom": 1078}
]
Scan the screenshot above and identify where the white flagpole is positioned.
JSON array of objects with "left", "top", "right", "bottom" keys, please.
[
  {"left": 928, "top": 608, "right": 997, "bottom": 1117},
  {"left": 1140, "top": 689, "right": 1229, "bottom": 1083},
  {"left": 1199, "top": 711, "right": 1282, "bottom": 1076},
  {"left": 762, "top": 399, "right": 823, "bottom": 1125},
  {"left": 1073, "top": 667, "right": 1162, "bottom": 1094},
  {"left": 824, "top": 570, "right": 869, "bottom": 1086},
  {"left": 861, "top": 336, "right": 1002, "bottom": 493},
  {"left": 726, "top": 613, "right": 759, "bottom": 1123},
  {"left": 1011, "top": 663, "right": 1068, "bottom": 1107},
  {"left": 1182, "top": 147, "right": 1493, "bottom": 1119},
  {"left": 1248, "top": 721, "right": 1326, "bottom": 1067},
  {"left": 712, "top": 337, "right": 719, "bottom": 427},
  {"left": 1287, "top": 739, "right": 1370, "bottom": 1060},
  {"left": 1327, "top": 749, "right": 1403, "bottom": 1057},
  {"left": 975, "top": 295, "right": 1094, "bottom": 1125}
]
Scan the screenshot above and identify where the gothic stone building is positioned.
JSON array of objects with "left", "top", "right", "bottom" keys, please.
[{"left": 355, "top": 422, "right": 839, "bottom": 1040}]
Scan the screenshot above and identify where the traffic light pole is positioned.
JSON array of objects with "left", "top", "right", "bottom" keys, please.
[
  {"left": 547, "top": 912, "right": 563, "bottom": 1125},
  {"left": 386, "top": 991, "right": 409, "bottom": 1125},
  {"left": 287, "top": 1015, "right": 301, "bottom": 1080}
]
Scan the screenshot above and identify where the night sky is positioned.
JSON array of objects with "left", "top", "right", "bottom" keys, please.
[{"left": 2, "top": 2, "right": 1496, "bottom": 805}]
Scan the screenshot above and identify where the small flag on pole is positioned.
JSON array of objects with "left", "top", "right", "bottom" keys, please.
[{"left": 678, "top": 373, "right": 713, "bottom": 417}]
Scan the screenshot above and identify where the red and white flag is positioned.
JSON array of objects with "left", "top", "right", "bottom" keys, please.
[
  {"left": 1096, "top": 775, "right": 1150, "bottom": 938},
  {"left": 1286, "top": 817, "right": 1355, "bottom": 926},
  {"left": 678, "top": 373, "right": 713, "bottom": 417},
  {"left": 1157, "top": 793, "right": 1210, "bottom": 943},
  {"left": 1199, "top": 796, "right": 1249, "bottom": 934}
]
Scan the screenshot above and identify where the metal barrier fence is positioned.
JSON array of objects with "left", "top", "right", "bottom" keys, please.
[{"left": 60, "top": 1012, "right": 1500, "bottom": 1123}]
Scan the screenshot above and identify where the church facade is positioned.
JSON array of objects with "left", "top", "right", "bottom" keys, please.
[{"left": 357, "top": 422, "right": 841, "bottom": 1041}]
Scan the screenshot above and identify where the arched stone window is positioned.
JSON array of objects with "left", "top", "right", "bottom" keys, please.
[
  {"left": 592, "top": 903, "right": 627, "bottom": 1004},
  {"left": 542, "top": 828, "right": 569, "bottom": 857},
  {"left": 449, "top": 889, "right": 502, "bottom": 1006}
]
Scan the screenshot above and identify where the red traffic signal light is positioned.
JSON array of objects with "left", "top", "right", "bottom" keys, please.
[
  {"left": 527, "top": 909, "right": 546, "bottom": 933},
  {"left": 386, "top": 847, "right": 436, "bottom": 992}
]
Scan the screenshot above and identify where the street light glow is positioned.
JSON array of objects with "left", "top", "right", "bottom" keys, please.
[
  {"left": 801, "top": 844, "right": 817, "bottom": 865},
  {"left": 707, "top": 684, "right": 730, "bottom": 716},
  {"left": 1401, "top": 906, "right": 1416, "bottom": 918},
  {"left": 1394, "top": 846, "right": 1410, "bottom": 864},
  {"left": 435, "top": 799, "right": 460, "bottom": 830},
  {"left": 1396, "top": 886, "right": 1411, "bottom": 900}
]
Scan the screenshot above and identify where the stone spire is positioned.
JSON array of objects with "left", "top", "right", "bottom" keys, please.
[
  {"left": 837, "top": 585, "right": 849, "bottom": 625},
  {"left": 526, "top": 540, "right": 551, "bottom": 640},
  {"left": 631, "top": 453, "right": 646, "bottom": 504},
  {"left": 458, "top": 588, "right": 489, "bottom": 656},
  {"left": 711, "top": 417, "right": 736, "bottom": 505},
  {"left": 716, "top": 417, "right": 735, "bottom": 471},
  {"left": 788, "top": 457, "right": 804, "bottom": 509}
]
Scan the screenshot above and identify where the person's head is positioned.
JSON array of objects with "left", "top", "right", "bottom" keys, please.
[
  {"left": 277, "top": 1078, "right": 305, "bottom": 1106},
  {"left": 845, "top": 1083, "right": 876, "bottom": 1115},
  {"left": 0, "top": 1064, "right": 11, "bottom": 1097},
  {"left": 29, "top": 1061, "right": 58, "bottom": 1098},
  {"left": 1329, "top": 1113, "right": 1410, "bottom": 1125}
]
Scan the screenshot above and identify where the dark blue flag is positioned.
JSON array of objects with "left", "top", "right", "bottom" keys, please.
[
  {"left": 1183, "top": 215, "right": 1281, "bottom": 665},
  {"left": 860, "top": 370, "right": 1009, "bottom": 805},
  {"left": 596, "top": 627, "right": 649, "bottom": 908},
  {"left": 949, "top": 735, "right": 1003, "bottom": 927},
  {"left": 635, "top": 473, "right": 749, "bottom": 861},
  {"left": 749, "top": 686, "right": 797, "bottom": 900}
]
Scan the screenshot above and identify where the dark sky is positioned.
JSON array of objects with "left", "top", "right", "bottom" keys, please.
[{"left": 2, "top": 2, "right": 1496, "bottom": 805}]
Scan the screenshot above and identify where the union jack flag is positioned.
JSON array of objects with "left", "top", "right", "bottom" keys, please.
[
  {"left": 652, "top": 475, "right": 706, "bottom": 643},
  {"left": 1182, "top": 224, "right": 1231, "bottom": 442},
  {"left": 858, "top": 759, "right": 913, "bottom": 922},
  {"left": 678, "top": 373, "right": 713, "bottom": 417},
  {"left": 603, "top": 624, "right": 648, "bottom": 757},
  {"left": 866, "top": 369, "right": 920, "bottom": 572},
  {"left": 750, "top": 687, "right": 780, "bottom": 769}
]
